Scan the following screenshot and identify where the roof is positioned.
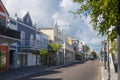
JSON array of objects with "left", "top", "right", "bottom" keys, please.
[
  {"left": 38, "top": 27, "right": 53, "bottom": 30},
  {"left": 0, "top": 0, "right": 9, "bottom": 16},
  {"left": 23, "top": 12, "right": 33, "bottom": 23}
]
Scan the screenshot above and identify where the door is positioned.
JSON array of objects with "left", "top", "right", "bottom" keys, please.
[
  {"left": 18, "top": 54, "right": 27, "bottom": 67},
  {"left": 0, "top": 46, "right": 8, "bottom": 72},
  {"left": 0, "top": 51, "right": 7, "bottom": 71},
  {"left": 9, "top": 50, "right": 15, "bottom": 68}
]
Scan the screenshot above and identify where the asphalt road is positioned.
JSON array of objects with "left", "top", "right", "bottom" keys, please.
[{"left": 20, "top": 60, "right": 100, "bottom": 80}]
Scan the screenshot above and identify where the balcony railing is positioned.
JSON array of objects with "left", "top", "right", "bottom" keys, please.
[
  {"left": 0, "top": 27, "right": 20, "bottom": 39},
  {"left": 55, "top": 41, "right": 74, "bottom": 52},
  {"left": 19, "top": 39, "right": 41, "bottom": 49}
]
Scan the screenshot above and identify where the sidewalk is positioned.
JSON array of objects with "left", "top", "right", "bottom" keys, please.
[{"left": 101, "top": 62, "right": 118, "bottom": 80}]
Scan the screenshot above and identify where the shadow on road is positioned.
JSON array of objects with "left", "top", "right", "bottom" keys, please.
[
  {"left": 19, "top": 60, "right": 87, "bottom": 80},
  {"left": 37, "top": 70, "right": 61, "bottom": 76},
  {"left": 54, "top": 60, "right": 87, "bottom": 69},
  {"left": 19, "top": 70, "right": 61, "bottom": 80},
  {"left": 27, "top": 78, "right": 62, "bottom": 80}
]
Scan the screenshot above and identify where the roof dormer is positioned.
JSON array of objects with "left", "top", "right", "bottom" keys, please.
[{"left": 23, "top": 12, "right": 33, "bottom": 27}]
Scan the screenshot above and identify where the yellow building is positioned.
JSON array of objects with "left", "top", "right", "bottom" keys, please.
[
  {"left": 68, "top": 37, "right": 72, "bottom": 45},
  {"left": 38, "top": 22, "right": 59, "bottom": 42},
  {"left": 38, "top": 21, "right": 75, "bottom": 65}
]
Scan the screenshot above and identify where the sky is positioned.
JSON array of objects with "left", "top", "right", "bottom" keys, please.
[{"left": 2, "top": 0, "right": 104, "bottom": 53}]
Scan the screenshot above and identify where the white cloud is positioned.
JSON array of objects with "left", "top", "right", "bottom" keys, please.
[
  {"left": 2, "top": 0, "right": 103, "bottom": 52},
  {"left": 2, "top": 0, "right": 60, "bottom": 27},
  {"left": 53, "top": 0, "right": 103, "bottom": 52}
]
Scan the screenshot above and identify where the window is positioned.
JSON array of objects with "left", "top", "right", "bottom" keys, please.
[
  {"left": 44, "top": 39, "right": 46, "bottom": 45},
  {"left": 30, "top": 34, "right": 34, "bottom": 46},
  {"left": 30, "top": 34, "right": 34, "bottom": 40},
  {"left": 27, "top": 17, "right": 29, "bottom": 23},
  {"left": 21, "top": 31, "right": 25, "bottom": 45},
  {"left": 0, "top": 18, "right": 5, "bottom": 27},
  {"left": 18, "top": 54, "right": 27, "bottom": 66}
]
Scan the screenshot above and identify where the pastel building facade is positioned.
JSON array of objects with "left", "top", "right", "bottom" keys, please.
[
  {"left": 9, "top": 12, "right": 48, "bottom": 68},
  {"left": 0, "top": 1, "right": 20, "bottom": 71},
  {"left": 38, "top": 21, "right": 75, "bottom": 65}
]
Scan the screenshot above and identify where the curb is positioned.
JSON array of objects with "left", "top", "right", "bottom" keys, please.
[{"left": 98, "top": 62, "right": 101, "bottom": 80}]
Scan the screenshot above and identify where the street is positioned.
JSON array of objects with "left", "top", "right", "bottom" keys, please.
[{"left": 20, "top": 60, "right": 100, "bottom": 80}]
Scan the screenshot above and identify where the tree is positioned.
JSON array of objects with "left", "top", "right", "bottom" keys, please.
[
  {"left": 91, "top": 51, "right": 97, "bottom": 59},
  {"left": 72, "top": 0, "right": 119, "bottom": 40},
  {"left": 39, "top": 49, "right": 48, "bottom": 65},
  {"left": 49, "top": 43, "right": 62, "bottom": 52},
  {"left": 72, "top": 0, "right": 120, "bottom": 78},
  {"left": 110, "top": 39, "right": 117, "bottom": 54},
  {"left": 86, "top": 45, "right": 90, "bottom": 52}
]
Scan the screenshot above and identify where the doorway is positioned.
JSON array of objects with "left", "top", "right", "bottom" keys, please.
[
  {"left": 0, "top": 46, "right": 8, "bottom": 72},
  {"left": 9, "top": 50, "right": 15, "bottom": 68}
]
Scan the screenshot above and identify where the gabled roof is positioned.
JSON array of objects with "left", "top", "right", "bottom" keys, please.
[
  {"left": 52, "top": 20, "right": 58, "bottom": 28},
  {"left": 23, "top": 12, "right": 33, "bottom": 23},
  {"left": 0, "top": 0, "right": 9, "bottom": 16}
]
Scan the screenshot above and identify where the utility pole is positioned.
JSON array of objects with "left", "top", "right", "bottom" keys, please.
[
  {"left": 104, "top": 41, "right": 107, "bottom": 69},
  {"left": 117, "top": 1, "right": 120, "bottom": 80},
  {"left": 107, "top": 32, "right": 110, "bottom": 80}
]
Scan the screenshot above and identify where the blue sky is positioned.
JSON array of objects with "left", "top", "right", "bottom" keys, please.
[{"left": 2, "top": 0, "right": 104, "bottom": 52}]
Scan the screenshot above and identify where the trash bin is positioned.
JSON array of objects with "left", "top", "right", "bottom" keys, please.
[{"left": 114, "top": 63, "right": 118, "bottom": 73}]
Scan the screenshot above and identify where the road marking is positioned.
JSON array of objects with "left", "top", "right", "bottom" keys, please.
[{"left": 97, "top": 62, "right": 101, "bottom": 80}]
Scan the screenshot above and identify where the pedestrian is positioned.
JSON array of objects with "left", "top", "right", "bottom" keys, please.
[{"left": 48, "top": 57, "right": 52, "bottom": 67}]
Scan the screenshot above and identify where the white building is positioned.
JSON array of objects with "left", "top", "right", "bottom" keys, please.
[{"left": 38, "top": 21, "right": 75, "bottom": 65}]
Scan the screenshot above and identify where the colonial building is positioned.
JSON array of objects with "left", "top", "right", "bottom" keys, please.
[
  {"left": 72, "top": 39, "right": 80, "bottom": 60},
  {"left": 9, "top": 12, "right": 41, "bottom": 67},
  {"left": 36, "top": 30, "right": 48, "bottom": 65},
  {"left": 8, "top": 12, "right": 49, "bottom": 68},
  {"left": 0, "top": 1, "right": 20, "bottom": 71},
  {"left": 38, "top": 21, "right": 75, "bottom": 65}
]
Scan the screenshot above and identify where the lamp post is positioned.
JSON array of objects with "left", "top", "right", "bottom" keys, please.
[
  {"left": 117, "top": 1, "right": 120, "bottom": 79},
  {"left": 107, "top": 31, "right": 111, "bottom": 80},
  {"left": 102, "top": 40, "right": 107, "bottom": 69}
]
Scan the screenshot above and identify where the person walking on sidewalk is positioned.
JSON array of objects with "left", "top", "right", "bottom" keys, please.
[{"left": 48, "top": 57, "right": 52, "bottom": 67}]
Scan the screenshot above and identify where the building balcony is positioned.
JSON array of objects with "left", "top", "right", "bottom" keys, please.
[
  {"left": 55, "top": 41, "right": 74, "bottom": 52},
  {"left": 18, "top": 39, "right": 41, "bottom": 52},
  {"left": 0, "top": 27, "right": 20, "bottom": 45}
]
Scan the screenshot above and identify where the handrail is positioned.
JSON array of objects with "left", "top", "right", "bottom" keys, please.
[{"left": 0, "top": 27, "right": 20, "bottom": 39}]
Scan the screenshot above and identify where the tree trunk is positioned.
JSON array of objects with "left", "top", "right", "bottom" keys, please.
[
  {"left": 117, "top": 35, "right": 120, "bottom": 79},
  {"left": 117, "top": 1, "right": 120, "bottom": 78}
]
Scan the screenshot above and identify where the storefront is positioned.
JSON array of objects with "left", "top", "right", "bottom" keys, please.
[{"left": 0, "top": 46, "right": 9, "bottom": 72}]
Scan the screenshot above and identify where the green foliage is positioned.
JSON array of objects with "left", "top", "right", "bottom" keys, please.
[
  {"left": 39, "top": 49, "right": 48, "bottom": 65},
  {"left": 110, "top": 40, "right": 117, "bottom": 54},
  {"left": 39, "top": 49, "right": 48, "bottom": 56},
  {"left": 91, "top": 51, "right": 97, "bottom": 59},
  {"left": 86, "top": 45, "right": 90, "bottom": 52},
  {"left": 72, "top": 0, "right": 120, "bottom": 40},
  {"left": 100, "top": 50, "right": 104, "bottom": 57},
  {"left": 108, "top": 30, "right": 117, "bottom": 42},
  {"left": 49, "top": 43, "right": 62, "bottom": 52}
]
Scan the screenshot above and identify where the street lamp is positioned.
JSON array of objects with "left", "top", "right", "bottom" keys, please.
[
  {"left": 107, "top": 30, "right": 111, "bottom": 80},
  {"left": 102, "top": 40, "right": 107, "bottom": 69},
  {"left": 82, "top": 42, "right": 87, "bottom": 59}
]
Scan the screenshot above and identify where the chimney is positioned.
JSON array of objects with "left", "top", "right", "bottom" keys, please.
[{"left": 15, "top": 13, "right": 17, "bottom": 20}]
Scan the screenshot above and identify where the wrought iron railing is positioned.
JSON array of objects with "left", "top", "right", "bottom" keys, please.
[
  {"left": 20, "top": 39, "right": 41, "bottom": 49},
  {"left": 0, "top": 27, "right": 20, "bottom": 39}
]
